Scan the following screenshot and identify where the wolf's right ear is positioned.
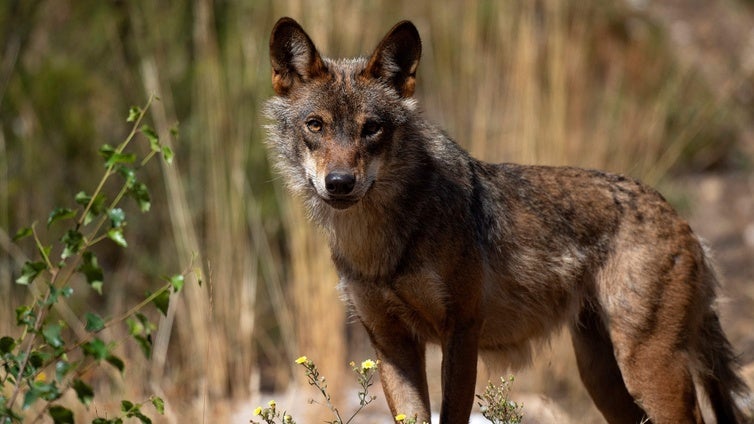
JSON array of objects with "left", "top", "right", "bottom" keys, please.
[
  {"left": 269, "top": 17, "right": 327, "bottom": 96},
  {"left": 364, "top": 21, "right": 422, "bottom": 97}
]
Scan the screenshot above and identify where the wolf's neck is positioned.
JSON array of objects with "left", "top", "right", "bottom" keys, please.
[{"left": 320, "top": 200, "right": 412, "bottom": 281}]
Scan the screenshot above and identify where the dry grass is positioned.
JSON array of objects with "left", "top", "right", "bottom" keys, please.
[{"left": 0, "top": 0, "right": 745, "bottom": 422}]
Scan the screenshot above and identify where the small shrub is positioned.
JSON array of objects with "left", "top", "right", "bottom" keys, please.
[
  {"left": 251, "top": 357, "right": 523, "bottom": 424},
  {"left": 0, "top": 96, "right": 190, "bottom": 424}
]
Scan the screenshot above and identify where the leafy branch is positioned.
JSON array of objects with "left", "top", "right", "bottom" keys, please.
[{"left": 1, "top": 95, "right": 186, "bottom": 424}]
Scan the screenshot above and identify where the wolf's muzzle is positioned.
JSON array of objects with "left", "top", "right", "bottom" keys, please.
[{"left": 325, "top": 172, "right": 356, "bottom": 196}]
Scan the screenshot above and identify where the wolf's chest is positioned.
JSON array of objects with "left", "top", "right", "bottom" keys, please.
[{"left": 342, "top": 268, "right": 449, "bottom": 343}]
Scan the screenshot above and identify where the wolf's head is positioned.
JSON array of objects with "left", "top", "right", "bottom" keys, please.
[{"left": 264, "top": 17, "right": 424, "bottom": 217}]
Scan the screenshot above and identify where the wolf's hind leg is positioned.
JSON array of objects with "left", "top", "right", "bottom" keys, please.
[
  {"left": 570, "top": 305, "right": 647, "bottom": 424},
  {"left": 608, "top": 316, "right": 705, "bottom": 424}
]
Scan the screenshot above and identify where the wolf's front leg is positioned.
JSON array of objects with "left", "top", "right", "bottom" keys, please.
[
  {"left": 367, "top": 325, "right": 431, "bottom": 422},
  {"left": 440, "top": 318, "right": 480, "bottom": 424}
]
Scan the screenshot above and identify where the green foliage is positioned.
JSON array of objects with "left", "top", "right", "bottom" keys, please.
[
  {"left": 0, "top": 98, "right": 182, "bottom": 423},
  {"left": 476, "top": 377, "right": 524, "bottom": 424}
]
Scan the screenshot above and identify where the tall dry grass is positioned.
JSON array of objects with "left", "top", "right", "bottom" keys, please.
[{"left": 0, "top": 0, "right": 744, "bottom": 421}]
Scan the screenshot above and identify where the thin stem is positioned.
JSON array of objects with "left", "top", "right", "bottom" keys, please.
[
  {"left": 6, "top": 287, "right": 53, "bottom": 412},
  {"left": 108, "top": 282, "right": 171, "bottom": 327},
  {"left": 77, "top": 95, "right": 154, "bottom": 228}
]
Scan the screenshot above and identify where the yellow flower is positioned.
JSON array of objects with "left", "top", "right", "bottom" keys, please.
[
  {"left": 253, "top": 406, "right": 263, "bottom": 416},
  {"left": 361, "top": 359, "right": 376, "bottom": 370},
  {"left": 35, "top": 372, "right": 46, "bottom": 382},
  {"left": 268, "top": 399, "right": 276, "bottom": 408},
  {"left": 283, "top": 415, "right": 292, "bottom": 423},
  {"left": 295, "top": 356, "right": 308, "bottom": 364},
  {"left": 395, "top": 413, "right": 407, "bottom": 421}
]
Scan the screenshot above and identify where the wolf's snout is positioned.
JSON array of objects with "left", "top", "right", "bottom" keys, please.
[{"left": 325, "top": 172, "right": 356, "bottom": 196}]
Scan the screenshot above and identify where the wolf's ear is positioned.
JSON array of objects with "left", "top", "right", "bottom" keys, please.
[
  {"left": 364, "top": 21, "right": 422, "bottom": 97},
  {"left": 269, "top": 17, "right": 327, "bottom": 95}
]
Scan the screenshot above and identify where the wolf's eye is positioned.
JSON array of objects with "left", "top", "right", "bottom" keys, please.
[
  {"left": 306, "top": 118, "right": 323, "bottom": 133},
  {"left": 361, "top": 121, "right": 382, "bottom": 138}
]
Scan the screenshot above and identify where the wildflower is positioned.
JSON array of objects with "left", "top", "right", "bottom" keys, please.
[
  {"left": 361, "top": 359, "right": 376, "bottom": 370},
  {"left": 34, "top": 372, "right": 46, "bottom": 383},
  {"left": 395, "top": 413, "right": 407, "bottom": 421},
  {"left": 268, "top": 399, "right": 276, "bottom": 409},
  {"left": 295, "top": 355, "right": 308, "bottom": 364},
  {"left": 253, "top": 406, "right": 262, "bottom": 416},
  {"left": 283, "top": 415, "right": 292, "bottom": 423}
]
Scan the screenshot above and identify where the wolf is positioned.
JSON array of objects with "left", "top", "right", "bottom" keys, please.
[{"left": 264, "top": 17, "right": 749, "bottom": 424}]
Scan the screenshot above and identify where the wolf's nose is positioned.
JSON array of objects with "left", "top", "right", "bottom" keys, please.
[{"left": 325, "top": 172, "right": 356, "bottom": 195}]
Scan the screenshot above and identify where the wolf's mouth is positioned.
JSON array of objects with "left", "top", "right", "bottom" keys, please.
[
  {"left": 325, "top": 197, "right": 359, "bottom": 210},
  {"left": 309, "top": 178, "right": 374, "bottom": 210}
]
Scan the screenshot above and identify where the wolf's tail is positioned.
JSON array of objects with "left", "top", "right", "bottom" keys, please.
[{"left": 698, "top": 308, "right": 750, "bottom": 423}]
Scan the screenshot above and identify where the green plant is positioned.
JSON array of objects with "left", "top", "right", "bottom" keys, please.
[
  {"left": 251, "top": 356, "right": 379, "bottom": 424},
  {"left": 0, "top": 96, "right": 189, "bottom": 423},
  {"left": 252, "top": 358, "right": 523, "bottom": 424},
  {"left": 476, "top": 377, "right": 524, "bottom": 424}
]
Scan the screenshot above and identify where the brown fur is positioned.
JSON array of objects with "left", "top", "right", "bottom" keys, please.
[{"left": 264, "top": 17, "right": 750, "bottom": 424}]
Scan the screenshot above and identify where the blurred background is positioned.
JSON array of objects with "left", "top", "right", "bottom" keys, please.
[{"left": 1, "top": 0, "right": 753, "bottom": 422}]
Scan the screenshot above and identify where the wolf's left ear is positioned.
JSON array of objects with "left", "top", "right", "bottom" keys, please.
[
  {"left": 269, "top": 17, "right": 327, "bottom": 96},
  {"left": 364, "top": 21, "right": 422, "bottom": 97}
]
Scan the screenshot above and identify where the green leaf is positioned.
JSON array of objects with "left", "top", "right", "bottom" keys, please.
[
  {"left": 129, "top": 182, "right": 150, "bottom": 212},
  {"left": 13, "top": 226, "right": 33, "bottom": 241},
  {"left": 49, "top": 405, "right": 74, "bottom": 424},
  {"left": 106, "top": 354, "right": 125, "bottom": 374},
  {"left": 135, "top": 335, "right": 152, "bottom": 359},
  {"left": 72, "top": 379, "right": 94, "bottom": 406},
  {"left": 99, "top": 144, "right": 138, "bottom": 167},
  {"left": 47, "top": 208, "right": 77, "bottom": 228},
  {"left": 79, "top": 252, "right": 105, "bottom": 294},
  {"left": 24, "top": 380, "right": 61, "bottom": 409},
  {"left": 0, "top": 336, "right": 16, "bottom": 354},
  {"left": 126, "top": 317, "right": 144, "bottom": 336},
  {"left": 16, "top": 261, "right": 47, "bottom": 285},
  {"left": 42, "top": 323, "right": 64, "bottom": 349},
  {"left": 107, "top": 228, "right": 127, "bottom": 247},
  {"left": 56, "top": 360, "right": 72, "bottom": 381},
  {"left": 122, "top": 400, "right": 154, "bottom": 424},
  {"left": 82, "top": 338, "right": 108, "bottom": 360},
  {"left": 161, "top": 145, "right": 173, "bottom": 164},
  {"left": 93, "top": 418, "right": 123, "bottom": 424},
  {"left": 169, "top": 274, "right": 185, "bottom": 292},
  {"left": 28, "top": 351, "right": 46, "bottom": 371},
  {"left": 61, "top": 229, "right": 84, "bottom": 259},
  {"left": 74, "top": 191, "right": 90, "bottom": 205},
  {"left": 120, "top": 400, "right": 134, "bottom": 414},
  {"left": 84, "top": 312, "right": 105, "bottom": 332},
  {"left": 141, "top": 125, "right": 160, "bottom": 152},
  {"left": 150, "top": 396, "right": 165, "bottom": 415},
  {"left": 15, "top": 305, "right": 34, "bottom": 327},
  {"left": 105, "top": 152, "right": 137, "bottom": 168},
  {"left": 46, "top": 284, "right": 70, "bottom": 306},
  {"left": 117, "top": 165, "right": 137, "bottom": 188},
  {"left": 127, "top": 106, "right": 142, "bottom": 123},
  {"left": 108, "top": 208, "right": 126, "bottom": 228},
  {"left": 152, "top": 290, "right": 170, "bottom": 316},
  {"left": 128, "top": 313, "right": 155, "bottom": 358},
  {"left": 99, "top": 144, "right": 116, "bottom": 164}
]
